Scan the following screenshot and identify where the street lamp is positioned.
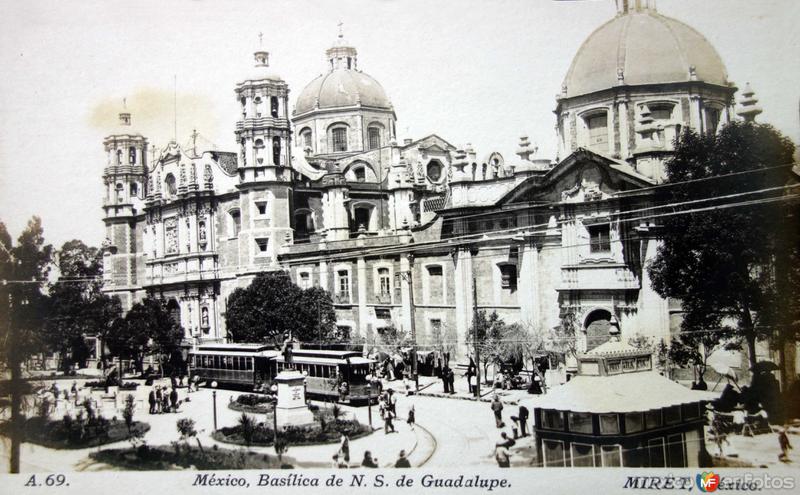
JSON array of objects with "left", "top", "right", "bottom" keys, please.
[
  {"left": 270, "top": 383, "right": 278, "bottom": 446},
  {"left": 211, "top": 381, "right": 218, "bottom": 431}
]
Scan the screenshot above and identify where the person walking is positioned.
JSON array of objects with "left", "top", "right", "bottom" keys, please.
[
  {"left": 148, "top": 387, "right": 157, "bottom": 414},
  {"left": 384, "top": 405, "right": 396, "bottom": 434},
  {"left": 512, "top": 405, "right": 529, "bottom": 437},
  {"left": 154, "top": 386, "right": 163, "bottom": 414},
  {"left": 779, "top": 427, "right": 793, "bottom": 462},
  {"left": 388, "top": 389, "right": 397, "bottom": 416},
  {"left": 338, "top": 434, "right": 350, "bottom": 463},
  {"left": 161, "top": 388, "right": 170, "bottom": 413},
  {"left": 169, "top": 387, "right": 179, "bottom": 412},
  {"left": 394, "top": 450, "right": 411, "bottom": 468},
  {"left": 491, "top": 395, "right": 504, "bottom": 428},
  {"left": 406, "top": 405, "right": 416, "bottom": 431},
  {"left": 361, "top": 451, "right": 378, "bottom": 468},
  {"left": 441, "top": 366, "right": 450, "bottom": 393},
  {"left": 447, "top": 367, "right": 456, "bottom": 394}
]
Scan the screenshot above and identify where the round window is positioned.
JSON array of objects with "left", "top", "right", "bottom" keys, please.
[{"left": 427, "top": 161, "right": 443, "bottom": 182}]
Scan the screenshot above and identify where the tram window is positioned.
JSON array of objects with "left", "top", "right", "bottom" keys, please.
[{"left": 234, "top": 357, "right": 239, "bottom": 370}]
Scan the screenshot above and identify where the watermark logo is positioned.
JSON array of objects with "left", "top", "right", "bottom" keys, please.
[{"left": 696, "top": 472, "right": 720, "bottom": 492}]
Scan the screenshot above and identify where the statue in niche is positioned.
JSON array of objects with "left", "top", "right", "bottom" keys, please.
[
  {"left": 204, "top": 164, "right": 213, "bottom": 187},
  {"left": 201, "top": 307, "right": 209, "bottom": 329}
]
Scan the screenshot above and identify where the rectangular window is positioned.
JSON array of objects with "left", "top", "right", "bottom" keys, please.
[
  {"left": 589, "top": 224, "right": 611, "bottom": 253},
  {"left": 332, "top": 128, "right": 347, "bottom": 152},
  {"left": 543, "top": 410, "right": 565, "bottom": 430},
  {"left": 255, "top": 201, "right": 268, "bottom": 216},
  {"left": 568, "top": 412, "right": 593, "bottom": 434},
  {"left": 624, "top": 412, "right": 644, "bottom": 433},
  {"left": 607, "top": 359, "right": 621, "bottom": 374},
  {"left": 667, "top": 433, "right": 686, "bottom": 467},
  {"left": 586, "top": 113, "right": 608, "bottom": 150},
  {"left": 664, "top": 406, "right": 681, "bottom": 425},
  {"left": 648, "top": 437, "right": 666, "bottom": 467},
  {"left": 599, "top": 414, "right": 620, "bottom": 434},
  {"left": 430, "top": 319, "right": 442, "bottom": 336},
  {"left": 601, "top": 445, "right": 622, "bottom": 467},
  {"left": 378, "top": 268, "right": 391, "bottom": 297},
  {"left": 622, "top": 359, "right": 635, "bottom": 372},
  {"left": 645, "top": 409, "right": 663, "bottom": 429},
  {"left": 543, "top": 440, "right": 565, "bottom": 467},
  {"left": 368, "top": 127, "right": 381, "bottom": 150},
  {"left": 299, "top": 272, "right": 311, "bottom": 290},
  {"left": 230, "top": 210, "right": 241, "bottom": 237},
  {"left": 571, "top": 443, "right": 595, "bottom": 467},
  {"left": 255, "top": 238, "right": 269, "bottom": 254},
  {"left": 499, "top": 264, "right": 517, "bottom": 291},
  {"left": 636, "top": 357, "right": 651, "bottom": 370},
  {"left": 682, "top": 403, "right": 700, "bottom": 420},
  {"left": 337, "top": 270, "right": 350, "bottom": 300}
]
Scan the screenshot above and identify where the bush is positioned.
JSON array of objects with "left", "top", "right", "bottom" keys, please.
[
  {"left": 0, "top": 413, "right": 150, "bottom": 449},
  {"left": 90, "top": 445, "right": 285, "bottom": 470},
  {"left": 214, "top": 416, "right": 371, "bottom": 447},
  {"left": 84, "top": 380, "right": 139, "bottom": 390},
  {"left": 236, "top": 394, "right": 271, "bottom": 406}
]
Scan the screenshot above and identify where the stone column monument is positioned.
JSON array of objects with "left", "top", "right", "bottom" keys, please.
[{"left": 274, "top": 370, "right": 314, "bottom": 426}]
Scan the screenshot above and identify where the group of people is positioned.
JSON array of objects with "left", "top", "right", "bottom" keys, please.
[
  {"left": 148, "top": 384, "right": 180, "bottom": 414},
  {"left": 331, "top": 433, "right": 410, "bottom": 468},
  {"left": 379, "top": 389, "right": 399, "bottom": 434},
  {"left": 440, "top": 366, "right": 456, "bottom": 394},
  {"left": 489, "top": 395, "right": 531, "bottom": 467}
]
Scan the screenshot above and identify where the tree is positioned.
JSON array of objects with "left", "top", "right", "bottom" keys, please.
[
  {"left": 0, "top": 217, "right": 54, "bottom": 473},
  {"left": 503, "top": 322, "right": 547, "bottom": 378},
  {"left": 547, "top": 311, "right": 579, "bottom": 365},
  {"left": 225, "top": 272, "right": 337, "bottom": 344},
  {"left": 647, "top": 122, "right": 797, "bottom": 376},
  {"left": 469, "top": 310, "right": 508, "bottom": 383},
  {"left": 46, "top": 240, "right": 122, "bottom": 371},
  {"left": 105, "top": 297, "right": 183, "bottom": 374}
]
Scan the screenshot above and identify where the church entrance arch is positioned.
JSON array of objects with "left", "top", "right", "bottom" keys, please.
[
  {"left": 166, "top": 298, "right": 181, "bottom": 327},
  {"left": 584, "top": 309, "right": 612, "bottom": 351}
]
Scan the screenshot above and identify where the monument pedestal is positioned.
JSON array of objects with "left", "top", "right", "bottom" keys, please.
[{"left": 274, "top": 370, "right": 314, "bottom": 427}]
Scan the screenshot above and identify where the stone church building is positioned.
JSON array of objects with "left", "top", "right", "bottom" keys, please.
[{"left": 100, "top": 1, "right": 758, "bottom": 360}]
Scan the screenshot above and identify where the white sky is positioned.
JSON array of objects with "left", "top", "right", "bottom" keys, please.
[{"left": 0, "top": 0, "right": 798, "bottom": 248}]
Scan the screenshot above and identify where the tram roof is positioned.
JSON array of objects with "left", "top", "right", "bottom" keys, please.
[{"left": 275, "top": 356, "right": 373, "bottom": 365}]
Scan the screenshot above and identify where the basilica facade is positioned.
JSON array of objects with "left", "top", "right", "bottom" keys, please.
[{"left": 101, "top": 1, "right": 756, "bottom": 360}]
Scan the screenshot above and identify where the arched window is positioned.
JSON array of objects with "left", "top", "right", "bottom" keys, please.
[
  {"left": 705, "top": 106, "right": 721, "bottom": 136},
  {"left": 253, "top": 96, "right": 263, "bottom": 118},
  {"left": 240, "top": 97, "right": 247, "bottom": 117},
  {"left": 164, "top": 173, "right": 177, "bottom": 197},
  {"left": 115, "top": 183, "right": 124, "bottom": 203},
  {"left": 254, "top": 138, "right": 265, "bottom": 164},
  {"left": 166, "top": 299, "right": 181, "bottom": 328},
  {"left": 352, "top": 206, "right": 372, "bottom": 232},
  {"left": 299, "top": 128, "right": 312, "bottom": 150},
  {"left": 585, "top": 309, "right": 612, "bottom": 351},
  {"left": 129, "top": 182, "right": 138, "bottom": 198},
  {"left": 368, "top": 126, "right": 382, "bottom": 150},
  {"left": 116, "top": 149, "right": 123, "bottom": 165},
  {"left": 129, "top": 146, "right": 136, "bottom": 164},
  {"left": 272, "top": 136, "right": 281, "bottom": 166},
  {"left": 270, "top": 96, "right": 279, "bottom": 118},
  {"left": 229, "top": 209, "right": 241, "bottom": 237},
  {"left": 331, "top": 127, "right": 348, "bottom": 152}
]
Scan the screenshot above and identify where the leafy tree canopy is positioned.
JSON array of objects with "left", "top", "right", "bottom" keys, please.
[
  {"left": 647, "top": 122, "right": 797, "bottom": 372},
  {"left": 225, "top": 272, "right": 337, "bottom": 344}
]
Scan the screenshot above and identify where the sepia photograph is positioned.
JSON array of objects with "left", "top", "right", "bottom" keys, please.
[{"left": 0, "top": 0, "right": 799, "bottom": 493}]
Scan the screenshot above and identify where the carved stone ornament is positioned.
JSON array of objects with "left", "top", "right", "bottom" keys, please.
[
  {"left": 180, "top": 164, "right": 187, "bottom": 185},
  {"left": 148, "top": 174, "right": 154, "bottom": 193},
  {"left": 190, "top": 163, "right": 197, "bottom": 184},
  {"left": 156, "top": 172, "right": 162, "bottom": 193}
]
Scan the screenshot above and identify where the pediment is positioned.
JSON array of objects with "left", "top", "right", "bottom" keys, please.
[{"left": 499, "top": 148, "right": 655, "bottom": 206}]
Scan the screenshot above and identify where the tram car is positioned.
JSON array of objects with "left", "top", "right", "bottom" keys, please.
[
  {"left": 188, "top": 344, "right": 380, "bottom": 404},
  {"left": 188, "top": 343, "right": 279, "bottom": 387}
]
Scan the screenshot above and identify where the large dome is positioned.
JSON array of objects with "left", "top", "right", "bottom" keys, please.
[
  {"left": 563, "top": 10, "right": 729, "bottom": 99},
  {"left": 294, "top": 69, "right": 392, "bottom": 115}
]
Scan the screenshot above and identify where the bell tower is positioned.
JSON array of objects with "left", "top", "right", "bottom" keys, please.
[
  {"left": 101, "top": 102, "right": 148, "bottom": 308},
  {"left": 233, "top": 37, "right": 293, "bottom": 272}
]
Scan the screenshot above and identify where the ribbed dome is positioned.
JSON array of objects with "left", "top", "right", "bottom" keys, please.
[
  {"left": 563, "top": 11, "right": 729, "bottom": 98},
  {"left": 294, "top": 69, "right": 392, "bottom": 115}
]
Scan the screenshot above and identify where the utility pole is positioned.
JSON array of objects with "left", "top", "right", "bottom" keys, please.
[
  {"left": 473, "top": 277, "right": 480, "bottom": 398},
  {"left": 405, "top": 258, "right": 419, "bottom": 392}
]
